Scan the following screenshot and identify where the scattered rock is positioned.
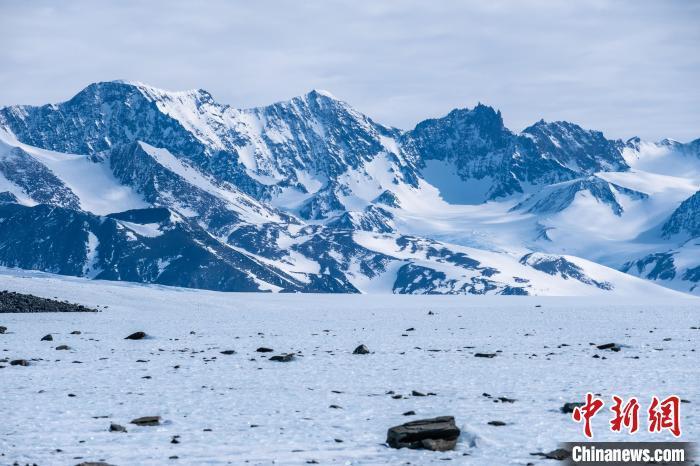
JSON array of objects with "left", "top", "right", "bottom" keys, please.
[
  {"left": 256, "top": 347, "right": 274, "bottom": 353},
  {"left": 353, "top": 344, "right": 370, "bottom": 355},
  {"left": 70, "top": 330, "right": 82, "bottom": 335},
  {"left": 596, "top": 343, "right": 621, "bottom": 352},
  {"left": 41, "top": 334, "right": 53, "bottom": 341},
  {"left": 386, "top": 416, "right": 460, "bottom": 451},
  {"left": 75, "top": 462, "right": 115, "bottom": 466},
  {"left": 220, "top": 350, "right": 236, "bottom": 355},
  {"left": 269, "top": 353, "right": 295, "bottom": 362},
  {"left": 56, "top": 345, "right": 71, "bottom": 350},
  {"left": 561, "top": 402, "right": 585, "bottom": 413},
  {"left": 403, "top": 410, "right": 416, "bottom": 416},
  {"left": 109, "top": 423, "right": 127, "bottom": 433},
  {"left": 0, "top": 325, "right": 6, "bottom": 334},
  {"left": 497, "top": 397, "right": 516, "bottom": 403},
  {"left": 10, "top": 359, "right": 29, "bottom": 366},
  {"left": 125, "top": 331, "right": 147, "bottom": 340},
  {"left": 130, "top": 416, "right": 161, "bottom": 426},
  {"left": 474, "top": 353, "right": 497, "bottom": 358},
  {"left": 488, "top": 420, "right": 507, "bottom": 426},
  {"left": 412, "top": 390, "right": 426, "bottom": 397},
  {"left": 531, "top": 449, "right": 571, "bottom": 460}
]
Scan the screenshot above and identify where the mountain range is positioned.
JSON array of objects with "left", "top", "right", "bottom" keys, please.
[{"left": 0, "top": 80, "right": 697, "bottom": 296}]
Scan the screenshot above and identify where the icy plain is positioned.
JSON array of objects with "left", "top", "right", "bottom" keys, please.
[{"left": 0, "top": 269, "right": 698, "bottom": 465}]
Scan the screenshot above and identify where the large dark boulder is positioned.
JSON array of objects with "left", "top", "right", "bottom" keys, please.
[{"left": 386, "top": 416, "right": 460, "bottom": 451}]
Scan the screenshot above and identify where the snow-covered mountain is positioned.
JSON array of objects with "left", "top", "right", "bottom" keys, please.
[{"left": 0, "top": 81, "right": 697, "bottom": 295}]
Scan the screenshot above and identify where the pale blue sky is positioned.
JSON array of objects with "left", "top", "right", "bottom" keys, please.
[{"left": 1, "top": 0, "right": 698, "bottom": 141}]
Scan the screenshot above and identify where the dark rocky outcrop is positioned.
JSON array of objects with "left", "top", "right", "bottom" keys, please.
[{"left": 0, "top": 290, "right": 97, "bottom": 313}]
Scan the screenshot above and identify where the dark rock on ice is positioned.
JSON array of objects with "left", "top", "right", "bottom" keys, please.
[
  {"left": 561, "top": 402, "right": 585, "bottom": 413},
  {"left": 130, "top": 415, "right": 161, "bottom": 426},
  {"left": 269, "top": 353, "right": 295, "bottom": 362},
  {"left": 41, "top": 334, "right": 53, "bottom": 341},
  {"left": 596, "top": 343, "right": 621, "bottom": 352},
  {"left": 353, "top": 344, "right": 370, "bottom": 354},
  {"left": 125, "top": 331, "right": 147, "bottom": 340},
  {"left": 109, "top": 423, "right": 127, "bottom": 433},
  {"left": 386, "top": 416, "right": 460, "bottom": 451},
  {"left": 531, "top": 448, "right": 571, "bottom": 460}
]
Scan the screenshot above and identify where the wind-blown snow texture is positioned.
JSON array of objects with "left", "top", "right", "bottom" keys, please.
[
  {"left": 0, "top": 270, "right": 697, "bottom": 465},
  {"left": 0, "top": 81, "right": 699, "bottom": 295}
]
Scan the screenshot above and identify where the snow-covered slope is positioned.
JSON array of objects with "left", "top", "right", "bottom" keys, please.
[{"left": 0, "top": 81, "right": 698, "bottom": 296}]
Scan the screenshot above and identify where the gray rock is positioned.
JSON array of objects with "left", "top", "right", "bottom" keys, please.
[
  {"left": 256, "top": 347, "right": 274, "bottom": 353},
  {"left": 0, "top": 325, "right": 6, "bottom": 334},
  {"left": 561, "top": 402, "right": 585, "bottom": 413},
  {"left": 56, "top": 344, "right": 71, "bottom": 350},
  {"left": 41, "top": 334, "right": 53, "bottom": 341},
  {"left": 125, "top": 331, "right": 147, "bottom": 340},
  {"left": 353, "top": 344, "right": 370, "bottom": 355},
  {"left": 269, "top": 353, "right": 295, "bottom": 362},
  {"left": 130, "top": 415, "right": 161, "bottom": 426},
  {"left": 386, "top": 416, "right": 460, "bottom": 451},
  {"left": 109, "top": 423, "right": 127, "bottom": 433},
  {"left": 596, "top": 342, "right": 621, "bottom": 352},
  {"left": 220, "top": 350, "right": 236, "bottom": 355},
  {"left": 10, "top": 359, "right": 29, "bottom": 366},
  {"left": 531, "top": 448, "right": 571, "bottom": 460}
]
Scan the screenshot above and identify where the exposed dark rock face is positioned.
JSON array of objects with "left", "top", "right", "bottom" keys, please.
[{"left": 125, "top": 331, "right": 147, "bottom": 340}]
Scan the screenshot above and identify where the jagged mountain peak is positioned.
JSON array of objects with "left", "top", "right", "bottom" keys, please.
[{"left": 414, "top": 103, "right": 506, "bottom": 132}]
